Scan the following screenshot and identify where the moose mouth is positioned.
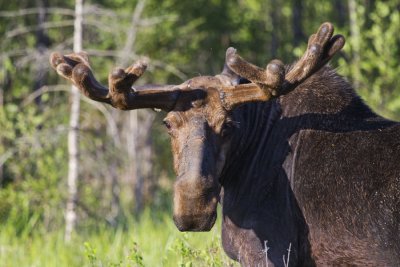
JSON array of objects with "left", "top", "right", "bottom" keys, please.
[
  {"left": 173, "top": 211, "right": 217, "bottom": 232},
  {"left": 172, "top": 177, "right": 219, "bottom": 232}
]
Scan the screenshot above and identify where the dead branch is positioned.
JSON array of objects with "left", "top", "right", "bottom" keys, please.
[
  {"left": 6, "top": 20, "right": 74, "bottom": 38},
  {"left": 22, "top": 85, "right": 120, "bottom": 147},
  {"left": 0, "top": 7, "right": 74, "bottom": 17}
]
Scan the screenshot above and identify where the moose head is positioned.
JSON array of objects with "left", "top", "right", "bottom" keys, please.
[{"left": 50, "top": 22, "right": 344, "bottom": 232}]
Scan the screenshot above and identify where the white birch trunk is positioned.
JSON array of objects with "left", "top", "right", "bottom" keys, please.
[
  {"left": 134, "top": 111, "right": 155, "bottom": 214},
  {"left": 348, "top": 0, "right": 361, "bottom": 88},
  {"left": 117, "top": 0, "right": 154, "bottom": 215},
  {"left": 65, "top": 0, "right": 83, "bottom": 242},
  {"left": 0, "top": 77, "right": 3, "bottom": 184}
]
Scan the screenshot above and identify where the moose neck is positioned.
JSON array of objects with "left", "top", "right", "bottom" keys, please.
[
  {"left": 218, "top": 66, "right": 363, "bottom": 266},
  {"left": 219, "top": 67, "right": 364, "bottom": 203},
  {"left": 219, "top": 99, "right": 311, "bottom": 266}
]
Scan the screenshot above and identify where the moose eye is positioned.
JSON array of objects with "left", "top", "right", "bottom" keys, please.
[
  {"left": 163, "top": 120, "right": 176, "bottom": 136},
  {"left": 221, "top": 120, "right": 239, "bottom": 137},
  {"left": 221, "top": 124, "right": 233, "bottom": 137},
  {"left": 163, "top": 120, "right": 172, "bottom": 131}
]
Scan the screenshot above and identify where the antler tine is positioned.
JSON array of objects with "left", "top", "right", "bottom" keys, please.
[
  {"left": 218, "top": 47, "right": 242, "bottom": 86},
  {"left": 223, "top": 22, "right": 345, "bottom": 108},
  {"left": 50, "top": 52, "right": 180, "bottom": 111},
  {"left": 219, "top": 47, "right": 285, "bottom": 110},
  {"left": 283, "top": 22, "right": 345, "bottom": 93},
  {"left": 226, "top": 47, "right": 285, "bottom": 98}
]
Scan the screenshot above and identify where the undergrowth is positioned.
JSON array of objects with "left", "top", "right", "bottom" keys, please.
[{"left": 0, "top": 208, "right": 238, "bottom": 267}]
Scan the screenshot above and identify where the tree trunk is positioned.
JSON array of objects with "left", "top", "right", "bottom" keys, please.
[
  {"left": 292, "top": 0, "right": 304, "bottom": 46},
  {"left": 269, "top": 0, "right": 280, "bottom": 58},
  {"left": 0, "top": 74, "right": 3, "bottom": 185},
  {"left": 107, "top": 109, "right": 122, "bottom": 225},
  {"left": 117, "top": 0, "right": 156, "bottom": 216},
  {"left": 127, "top": 111, "right": 138, "bottom": 212},
  {"left": 34, "top": 0, "right": 51, "bottom": 106},
  {"left": 133, "top": 110, "right": 155, "bottom": 215},
  {"left": 348, "top": 0, "right": 361, "bottom": 88},
  {"left": 65, "top": 0, "right": 83, "bottom": 242},
  {"left": 106, "top": 0, "right": 147, "bottom": 223},
  {"left": 334, "top": 0, "right": 347, "bottom": 27}
]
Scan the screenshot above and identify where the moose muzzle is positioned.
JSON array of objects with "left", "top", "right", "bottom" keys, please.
[{"left": 173, "top": 176, "right": 219, "bottom": 231}]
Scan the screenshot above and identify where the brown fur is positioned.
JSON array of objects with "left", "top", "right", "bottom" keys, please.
[{"left": 50, "top": 23, "right": 400, "bottom": 266}]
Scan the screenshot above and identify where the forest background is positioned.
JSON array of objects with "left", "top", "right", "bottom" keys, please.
[{"left": 0, "top": 0, "right": 399, "bottom": 266}]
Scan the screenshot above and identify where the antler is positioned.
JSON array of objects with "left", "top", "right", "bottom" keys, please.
[
  {"left": 50, "top": 52, "right": 180, "bottom": 111},
  {"left": 50, "top": 22, "right": 344, "bottom": 112},
  {"left": 221, "top": 22, "right": 345, "bottom": 109}
]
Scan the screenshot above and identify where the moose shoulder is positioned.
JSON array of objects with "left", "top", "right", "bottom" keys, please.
[{"left": 50, "top": 23, "right": 400, "bottom": 266}]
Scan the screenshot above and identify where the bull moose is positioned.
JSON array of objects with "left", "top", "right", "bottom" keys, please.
[{"left": 50, "top": 23, "right": 400, "bottom": 266}]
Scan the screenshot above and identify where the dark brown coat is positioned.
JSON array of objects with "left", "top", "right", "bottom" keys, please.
[
  {"left": 220, "top": 66, "right": 400, "bottom": 266},
  {"left": 50, "top": 23, "right": 400, "bottom": 266}
]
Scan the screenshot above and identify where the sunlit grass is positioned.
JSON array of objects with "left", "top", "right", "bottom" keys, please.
[{"left": 0, "top": 208, "right": 238, "bottom": 267}]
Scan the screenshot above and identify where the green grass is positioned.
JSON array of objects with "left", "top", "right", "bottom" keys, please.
[{"left": 0, "top": 209, "right": 238, "bottom": 267}]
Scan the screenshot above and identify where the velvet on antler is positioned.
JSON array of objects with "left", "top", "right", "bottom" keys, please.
[
  {"left": 221, "top": 22, "right": 345, "bottom": 110},
  {"left": 50, "top": 52, "right": 181, "bottom": 111},
  {"left": 50, "top": 22, "right": 344, "bottom": 112}
]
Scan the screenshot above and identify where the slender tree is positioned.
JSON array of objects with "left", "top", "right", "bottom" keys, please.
[
  {"left": 33, "top": 0, "right": 51, "bottom": 106},
  {"left": 348, "top": 0, "right": 362, "bottom": 88},
  {"left": 65, "top": 0, "right": 83, "bottom": 242},
  {"left": 112, "top": 0, "right": 157, "bottom": 215},
  {"left": 292, "top": 0, "right": 304, "bottom": 46},
  {"left": 269, "top": 0, "right": 281, "bottom": 57}
]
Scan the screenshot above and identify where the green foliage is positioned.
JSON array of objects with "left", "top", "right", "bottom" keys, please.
[
  {"left": 0, "top": 0, "right": 399, "bottom": 266},
  {"left": 171, "top": 233, "right": 198, "bottom": 267},
  {"left": 167, "top": 231, "right": 227, "bottom": 267},
  {"left": 337, "top": 0, "right": 400, "bottom": 119},
  {"left": 0, "top": 100, "right": 68, "bottom": 234},
  {"left": 0, "top": 209, "right": 236, "bottom": 266},
  {"left": 84, "top": 242, "right": 98, "bottom": 266},
  {"left": 127, "top": 242, "right": 145, "bottom": 267}
]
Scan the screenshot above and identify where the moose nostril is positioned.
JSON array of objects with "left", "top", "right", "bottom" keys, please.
[{"left": 173, "top": 212, "right": 217, "bottom": 232}]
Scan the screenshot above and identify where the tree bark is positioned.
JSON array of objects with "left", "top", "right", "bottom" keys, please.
[
  {"left": 107, "top": 109, "right": 122, "bottom": 225},
  {"left": 65, "top": 0, "right": 83, "bottom": 242},
  {"left": 269, "top": 0, "right": 280, "bottom": 58},
  {"left": 117, "top": 0, "right": 156, "bottom": 215},
  {"left": 334, "top": 0, "right": 347, "bottom": 27},
  {"left": 292, "top": 0, "right": 304, "bottom": 46},
  {"left": 105, "top": 0, "right": 147, "bottom": 223},
  {"left": 34, "top": 0, "right": 51, "bottom": 106},
  {"left": 348, "top": 0, "right": 361, "bottom": 88},
  {"left": 0, "top": 73, "right": 3, "bottom": 185},
  {"left": 133, "top": 110, "right": 155, "bottom": 215}
]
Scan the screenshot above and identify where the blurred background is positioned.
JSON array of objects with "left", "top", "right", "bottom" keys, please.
[{"left": 0, "top": 0, "right": 399, "bottom": 266}]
